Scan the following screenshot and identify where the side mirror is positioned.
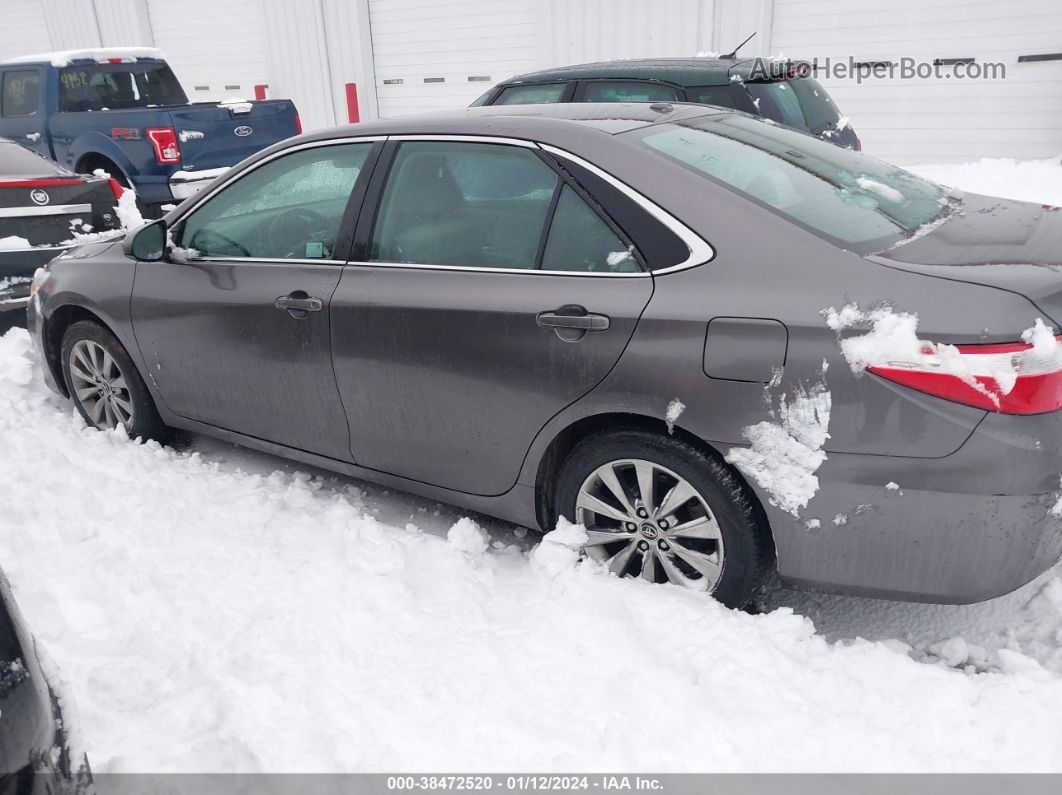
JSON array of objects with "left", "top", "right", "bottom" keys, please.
[{"left": 124, "top": 219, "right": 168, "bottom": 262}]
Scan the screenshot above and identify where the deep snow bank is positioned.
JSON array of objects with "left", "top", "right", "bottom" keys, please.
[{"left": 3, "top": 327, "right": 1062, "bottom": 772}]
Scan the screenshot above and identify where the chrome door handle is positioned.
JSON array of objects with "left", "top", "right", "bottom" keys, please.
[{"left": 274, "top": 293, "right": 323, "bottom": 318}]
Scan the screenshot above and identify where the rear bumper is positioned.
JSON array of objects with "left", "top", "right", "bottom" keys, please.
[
  {"left": 768, "top": 409, "right": 1062, "bottom": 603},
  {"left": 168, "top": 167, "right": 230, "bottom": 201},
  {"left": 1, "top": 248, "right": 65, "bottom": 313}
]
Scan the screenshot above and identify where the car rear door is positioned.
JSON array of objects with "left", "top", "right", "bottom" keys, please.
[
  {"left": 130, "top": 138, "right": 382, "bottom": 461},
  {"left": 329, "top": 136, "right": 655, "bottom": 496}
]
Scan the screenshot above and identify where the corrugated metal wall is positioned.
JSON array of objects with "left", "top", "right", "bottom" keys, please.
[
  {"left": 0, "top": 0, "right": 53, "bottom": 60},
  {"left": 147, "top": 0, "right": 270, "bottom": 102},
  {"left": 770, "top": 0, "right": 1062, "bottom": 163},
  {"left": 368, "top": 0, "right": 539, "bottom": 117}
]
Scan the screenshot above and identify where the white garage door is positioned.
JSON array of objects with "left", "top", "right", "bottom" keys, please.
[
  {"left": 369, "top": 0, "right": 540, "bottom": 118},
  {"left": 147, "top": 0, "right": 270, "bottom": 103},
  {"left": 0, "top": 0, "right": 53, "bottom": 62},
  {"left": 771, "top": 0, "right": 1062, "bottom": 163}
]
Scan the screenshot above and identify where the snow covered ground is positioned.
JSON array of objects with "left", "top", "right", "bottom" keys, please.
[{"left": 1, "top": 156, "right": 1061, "bottom": 773}]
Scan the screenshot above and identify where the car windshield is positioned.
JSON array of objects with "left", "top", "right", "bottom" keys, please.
[
  {"left": 0, "top": 140, "right": 69, "bottom": 176},
  {"left": 57, "top": 62, "right": 188, "bottom": 112},
  {"left": 744, "top": 78, "right": 840, "bottom": 134},
  {"left": 625, "top": 113, "right": 955, "bottom": 253}
]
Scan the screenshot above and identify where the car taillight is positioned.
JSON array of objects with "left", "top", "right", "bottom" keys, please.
[
  {"left": 295, "top": 113, "right": 302, "bottom": 134},
  {"left": 107, "top": 178, "right": 124, "bottom": 201},
  {"left": 146, "top": 127, "right": 181, "bottom": 164},
  {"left": 0, "top": 178, "right": 83, "bottom": 187},
  {"left": 854, "top": 136, "right": 862, "bottom": 152},
  {"left": 868, "top": 335, "right": 1062, "bottom": 415}
]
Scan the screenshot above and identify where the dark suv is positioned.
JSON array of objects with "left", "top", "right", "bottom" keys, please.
[{"left": 472, "top": 57, "right": 859, "bottom": 150}]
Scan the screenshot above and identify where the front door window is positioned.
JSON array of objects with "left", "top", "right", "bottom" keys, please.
[{"left": 178, "top": 142, "right": 372, "bottom": 260}]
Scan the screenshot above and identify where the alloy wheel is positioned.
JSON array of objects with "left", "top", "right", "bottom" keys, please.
[
  {"left": 575, "top": 458, "right": 724, "bottom": 591},
  {"left": 68, "top": 339, "right": 135, "bottom": 430}
]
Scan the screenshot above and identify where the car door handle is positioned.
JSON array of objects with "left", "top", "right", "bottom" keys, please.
[
  {"left": 536, "top": 308, "right": 610, "bottom": 331},
  {"left": 537, "top": 305, "right": 610, "bottom": 342},
  {"left": 274, "top": 293, "right": 323, "bottom": 318}
]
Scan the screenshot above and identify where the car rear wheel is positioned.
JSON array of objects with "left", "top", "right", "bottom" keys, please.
[
  {"left": 60, "top": 320, "right": 167, "bottom": 440},
  {"left": 554, "top": 430, "right": 772, "bottom": 608}
]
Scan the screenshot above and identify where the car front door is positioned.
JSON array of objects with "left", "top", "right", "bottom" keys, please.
[
  {"left": 130, "top": 138, "right": 380, "bottom": 460},
  {"left": 330, "top": 137, "right": 654, "bottom": 496}
]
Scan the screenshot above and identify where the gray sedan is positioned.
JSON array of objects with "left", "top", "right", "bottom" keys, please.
[{"left": 26, "top": 103, "right": 1061, "bottom": 608}]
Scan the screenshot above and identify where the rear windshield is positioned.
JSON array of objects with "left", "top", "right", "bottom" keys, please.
[
  {"left": 624, "top": 113, "right": 954, "bottom": 253},
  {"left": 0, "top": 140, "right": 69, "bottom": 176},
  {"left": 744, "top": 78, "right": 840, "bottom": 134},
  {"left": 58, "top": 62, "right": 188, "bottom": 112}
]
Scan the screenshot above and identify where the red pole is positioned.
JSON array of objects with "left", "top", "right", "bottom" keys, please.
[
  {"left": 253, "top": 84, "right": 267, "bottom": 100},
  {"left": 345, "top": 83, "right": 360, "bottom": 123}
]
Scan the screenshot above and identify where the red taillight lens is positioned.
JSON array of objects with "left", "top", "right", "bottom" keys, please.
[
  {"left": 146, "top": 127, "right": 181, "bottom": 165},
  {"left": 294, "top": 113, "right": 302, "bottom": 134},
  {"left": 0, "top": 178, "right": 83, "bottom": 187},
  {"left": 107, "top": 178, "right": 124, "bottom": 201},
  {"left": 854, "top": 136, "right": 862, "bottom": 152},
  {"left": 869, "top": 334, "right": 1062, "bottom": 415}
]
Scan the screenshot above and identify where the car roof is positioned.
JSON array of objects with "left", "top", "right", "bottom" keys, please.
[
  {"left": 1, "top": 47, "right": 166, "bottom": 67},
  {"left": 496, "top": 57, "right": 769, "bottom": 88},
  {"left": 303, "top": 102, "right": 725, "bottom": 143}
]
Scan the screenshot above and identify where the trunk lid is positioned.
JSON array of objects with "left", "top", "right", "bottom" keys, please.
[{"left": 868, "top": 193, "right": 1062, "bottom": 328}]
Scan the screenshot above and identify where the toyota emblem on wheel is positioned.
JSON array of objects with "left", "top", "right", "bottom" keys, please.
[
  {"left": 29, "top": 188, "right": 49, "bottom": 205},
  {"left": 234, "top": 126, "right": 253, "bottom": 137}
]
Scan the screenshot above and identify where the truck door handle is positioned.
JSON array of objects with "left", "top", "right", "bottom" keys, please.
[
  {"left": 537, "top": 305, "right": 610, "bottom": 342},
  {"left": 274, "top": 292, "right": 323, "bottom": 319}
]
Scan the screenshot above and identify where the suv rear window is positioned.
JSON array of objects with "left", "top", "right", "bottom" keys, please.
[
  {"left": 744, "top": 78, "right": 840, "bottom": 135},
  {"left": 626, "top": 113, "right": 952, "bottom": 253},
  {"left": 494, "top": 83, "right": 567, "bottom": 105},
  {"left": 58, "top": 63, "right": 188, "bottom": 112}
]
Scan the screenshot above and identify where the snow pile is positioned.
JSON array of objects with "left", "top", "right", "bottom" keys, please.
[
  {"left": 1, "top": 47, "right": 166, "bottom": 67},
  {"left": 664, "top": 397, "right": 685, "bottom": 434},
  {"left": 726, "top": 366, "right": 831, "bottom": 517},
  {"left": 855, "top": 176, "right": 904, "bottom": 203},
  {"left": 0, "top": 235, "right": 31, "bottom": 251},
  {"left": 910, "top": 156, "right": 1062, "bottom": 207},
  {"left": 446, "top": 517, "right": 490, "bottom": 555},
  {"left": 6, "top": 325, "right": 1062, "bottom": 771}
]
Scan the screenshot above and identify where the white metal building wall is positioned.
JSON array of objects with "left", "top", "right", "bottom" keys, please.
[
  {"left": 368, "top": 0, "right": 540, "bottom": 117},
  {"left": 770, "top": 0, "right": 1062, "bottom": 163},
  {"left": 146, "top": 0, "right": 270, "bottom": 102},
  {"left": 0, "top": 0, "right": 52, "bottom": 60}
]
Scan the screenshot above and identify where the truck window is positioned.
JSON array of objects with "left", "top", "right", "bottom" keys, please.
[
  {"left": 57, "top": 63, "right": 188, "bottom": 112},
  {"left": 1, "top": 70, "right": 41, "bottom": 117}
]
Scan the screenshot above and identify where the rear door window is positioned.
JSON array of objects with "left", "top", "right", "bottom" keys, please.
[
  {"left": 583, "top": 81, "right": 680, "bottom": 103},
  {"left": 494, "top": 83, "right": 567, "bottom": 105},
  {"left": 687, "top": 85, "right": 758, "bottom": 114},
  {"left": 541, "top": 185, "right": 639, "bottom": 273},
  {"left": 1, "top": 70, "right": 41, "bottom": 117},
  {"left": 370, "top": 141, "right": 558, "bottom": 268}
]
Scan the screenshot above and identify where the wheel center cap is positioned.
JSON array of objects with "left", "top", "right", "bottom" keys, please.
[{"left": 640, "top": 523, "right": 658, "bottom": 540}]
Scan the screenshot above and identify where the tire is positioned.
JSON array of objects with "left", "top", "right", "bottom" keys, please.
[
  {"left": 60, "top": 320, "right": 168, "bottom": 441},
  {"left": 554, "top": 429, "right": 772, "bottom": 608}
]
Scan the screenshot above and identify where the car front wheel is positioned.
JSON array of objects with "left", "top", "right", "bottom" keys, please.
[
  {"left": 60, "top": 319, "right": 167, "bottom": 440},
  {"left": 554, "top": 430, "right": 772, "bottom": 608}
]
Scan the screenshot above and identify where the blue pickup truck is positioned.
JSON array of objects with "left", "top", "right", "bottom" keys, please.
[{"left": 0, "top": 47, "right": 300, "bottom": 211}]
